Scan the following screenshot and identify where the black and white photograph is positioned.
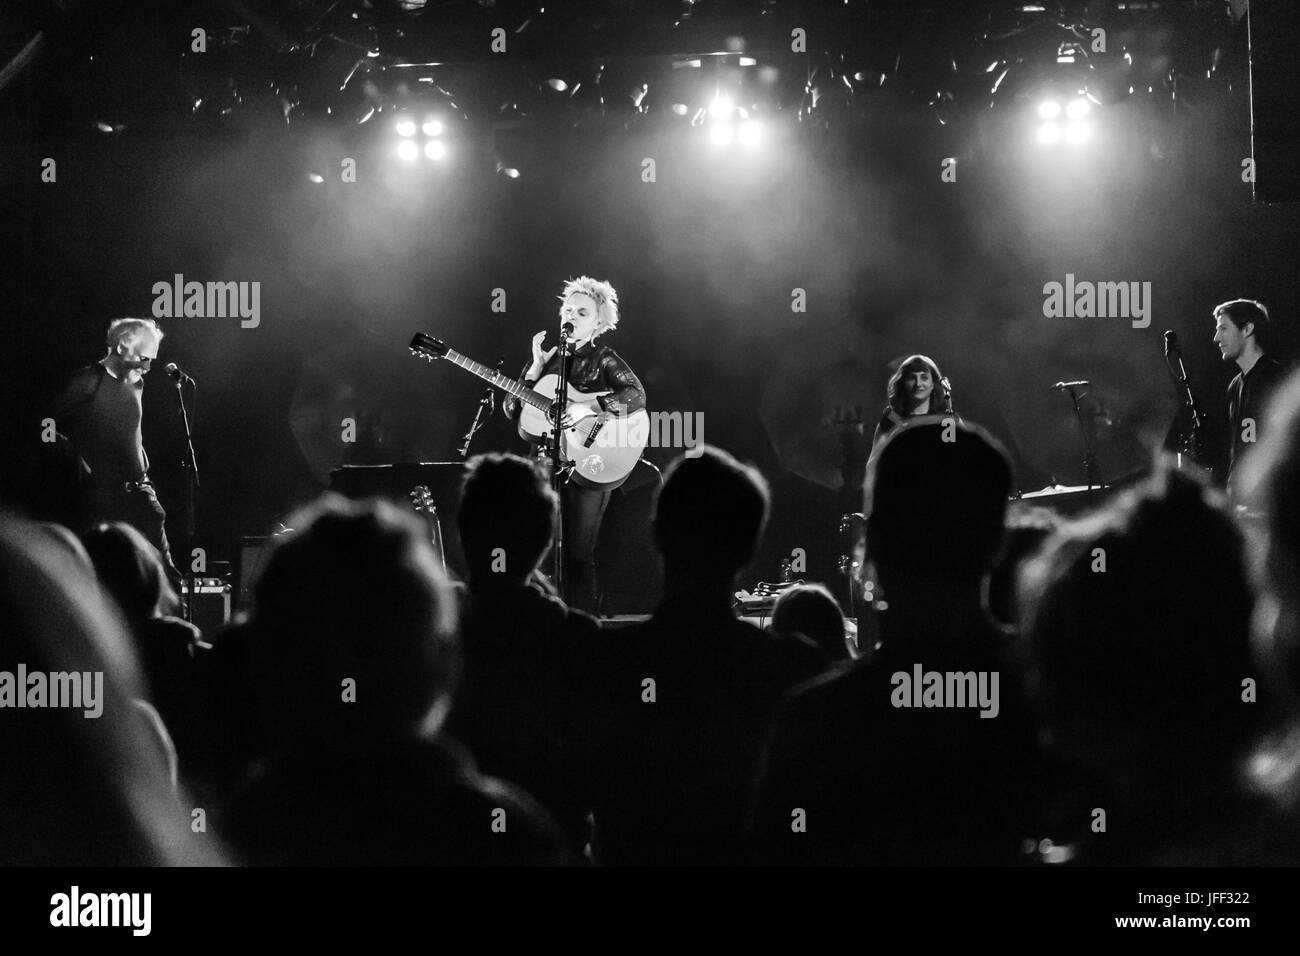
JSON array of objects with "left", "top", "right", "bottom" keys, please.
[{"left": 1, "top": 0, "right": 1297, "bottom": 937}]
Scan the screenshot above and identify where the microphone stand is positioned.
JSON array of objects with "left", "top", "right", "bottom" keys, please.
[
  {"left": 549, "top": 328, "right": 575, "bottom": 601},
  {"left": 1164, "top": 342, "right": 1206, "bottom": 471},
  {"left": 173, "top": 376, "right": 200, "bottom": 623},
  {"left": 458, "top": 358, "right": 501, "bottom": 457},
  {"left": 1062, "top": 383, "right": 1098, "bottom": 493}
]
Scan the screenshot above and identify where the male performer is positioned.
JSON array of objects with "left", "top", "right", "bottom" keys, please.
[
  {"left": 504, "top": 276, "right": 646, "bottom": 614},
  {"left": 50, "top": 317, "right": 183, "bottom": 588},
  {"left": 1213, "top": 299, "right": 1286, "bottom": 496}
]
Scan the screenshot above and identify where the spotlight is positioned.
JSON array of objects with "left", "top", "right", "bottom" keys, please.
[
  {"left": 1037, "top": 122, "right": 1062, "bottom": 145},
  {"left": 1065, "top": 97, "right": 1091, "bottom": 119},
  {"left": 396, "top": 119, "right": 417, "bottom": 137},
  {"left": 738, "top": 120, "right": 762, "bottom": 146},
  {"left": 425, "top": 140, "right": 447, "bottom": 160},
  {"left": 709, "top": 124, "right": 735, "bottom": 146},
  {"left": 307, "top": 173, "right": 325, "bottom": 184},
  {"left": 422, "top": 119, "right": 443, "bottom": 136},
  {"left": 397, "top": 140, "right": 419, "bottom": 161},
  {"left": 1065, "top": 121, "right": 1091, "bottom": 144},
  {"left": 709, "top": 95, "right": 735, "bottom": 120},
  {"left": 1037, "top": 100, "right": 1061, "bottom": 120}
]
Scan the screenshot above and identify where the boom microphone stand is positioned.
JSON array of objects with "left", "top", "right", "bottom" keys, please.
[
  {"left": 1163, "top": 330, "right": 1208, "bottom": 471},
  {"left": 171, "top": 369, "right": 200, "bottom": 623},
  {"left": 1052, "top": 380, "right": 1098, "bottom": 493},
  {"left": 458, "top": 358, "right": 501, "bottom": 457}
]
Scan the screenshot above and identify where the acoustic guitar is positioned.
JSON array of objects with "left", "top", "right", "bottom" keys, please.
[{"left": 408, "top": 332, "right": 648, "bottom": 486}]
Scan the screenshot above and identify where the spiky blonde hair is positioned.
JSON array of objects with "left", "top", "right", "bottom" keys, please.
[{"left": 558, "top": 276, "right": 620, "bottom": 339}]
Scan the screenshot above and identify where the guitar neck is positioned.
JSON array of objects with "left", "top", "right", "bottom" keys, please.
[{"left": 443, "top": 349, "right": 552, "bottom": 412}]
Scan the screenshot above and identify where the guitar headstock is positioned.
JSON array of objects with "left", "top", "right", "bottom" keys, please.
[{"left": 408, "top": 333, "right": 449, "bottom": 363}]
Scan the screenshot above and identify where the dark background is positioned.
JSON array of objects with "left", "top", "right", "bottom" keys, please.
[{"left": 2, "top": 0, "right": 1296, "bottom": 592}]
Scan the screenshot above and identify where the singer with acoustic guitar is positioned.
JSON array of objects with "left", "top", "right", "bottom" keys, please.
[{"left": 504, "top": 276, "right": 647, "bottom": 613}]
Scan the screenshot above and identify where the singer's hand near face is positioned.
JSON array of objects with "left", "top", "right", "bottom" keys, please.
[{"left": 529, "top": 330, "right": 557, "bottom": 376}]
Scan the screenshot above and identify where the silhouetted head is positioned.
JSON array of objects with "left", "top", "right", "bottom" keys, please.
[
  {"left": 82, "top": 522, "right": 177, "bottom": 623},
  {"left": 653, "top": 447, "right": 769, "bottom": 582},
  {"left": 1020, "top": 462, "right": 1256, "bottom": 779},
  {"left": 458, "top": 453, "right": 556, "bottom": 587},
  {"left": 0, "top": 515, "right": 211, "bottom": 865},
  {"left": 772, "top": 583, "right": 849, "bottom": 660},
  {"left": 250, "top": 494, "right": 457, "bottom": 749},
  {"left": 1242, "top": 369, "right": 1300, "bottom": 692},
  {"left": 987, "top": 506, "right": 1060, "bottom": 629},
  {"left": 865, "top": 420, "right": 1012, "bottom": 588}
]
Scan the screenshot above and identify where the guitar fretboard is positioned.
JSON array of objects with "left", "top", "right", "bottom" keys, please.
[{"left": 443, "top": 349, "right": 553, "bottom": 412}]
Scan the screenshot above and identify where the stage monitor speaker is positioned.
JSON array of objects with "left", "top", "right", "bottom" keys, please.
[
  {"left": 1249, "top": 0, "right": 1300, "bottom": 203},
  {"left": 328, "top": 462, "right": 468, "bottom": 579}
]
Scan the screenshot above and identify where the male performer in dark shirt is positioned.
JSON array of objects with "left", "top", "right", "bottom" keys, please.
[
  {"left": 50, "top": 318, "right": 182, "bottom": 587},
  {"left": 1213, "top": 299, "right": 1287, "bottom": 497}
]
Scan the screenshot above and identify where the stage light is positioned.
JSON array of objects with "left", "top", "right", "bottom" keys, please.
[
  {"left": 425, "top": 140, "right": 446, "bottom": 160},
  {"left": 396, "top": 118, "right": 417, "bottom": 137},
  {"left": 738, "top": 120, "right": 762, "bottom": 146},
  {"left": 1037, "top": 122, "right": 1062, "bottom": 145},
  {"left": 1065, "top": 97, "right": 1091, "bottom": 119},
  {"left": 547, "top": 78, "right": 568, "bottom": 92},
  {"left": 1037, "top": 100, "right": 1061, "bottom": 120},
  {"left": 709, "top": 124, "right": 735, "bottom": 146},
  {"left": 672, "top": 103, "right": 689, "bottom": 115},
  {"left": 1065, "top": 121, "right": 1091, "bottom": 144},
  {"left": 422, "top": 119, "right": 443, "bottom": 136},
  {"left": 307, "top": 173, "right": 324, "bottom": 184},
  {"left": 739, "top": 56, "right": 757, "bottom": 67},
  {"left": 709, "top": 94, "right": 735, "bottom": 120},
  {"left": 397, "top": 140, "right": 419, "bottom": 161}
]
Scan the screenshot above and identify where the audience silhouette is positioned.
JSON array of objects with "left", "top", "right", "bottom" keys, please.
[
  {"left": 217, "top": 494, "right": 572, "bottom": 865},
  {"left": 587, "top": 447, "right": 824, "bottom": 865},
  {"left": 749, "top": 422, "right": 1052, "bottom": 864},
  {"left": 447, "top": 453, "right": 604, "bottom": 856}
]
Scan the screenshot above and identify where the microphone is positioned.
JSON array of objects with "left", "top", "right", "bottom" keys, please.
[
  {"left": 165, "top": 363, "right": 195, "bottom": 385},
  {"left": 561, "top": 321, "right": 575, "bottom": 337},
  {"left": 1050, "top": 380, "right": 1090, "bottom": 391},
  {"left": 1164, "top": 330, "right": 1178, "bottom": 354}
]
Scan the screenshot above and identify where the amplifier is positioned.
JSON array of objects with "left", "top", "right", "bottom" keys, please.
[{"left": 180, "top": 576, "right": 232, "bottom": 634}]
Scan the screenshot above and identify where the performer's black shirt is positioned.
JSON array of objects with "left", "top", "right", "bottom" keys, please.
[
  {"left": 506, "top": 341, "right": 647, "bottom": 420},
  {"left": 1227, "top": 354, "right": 1287, "bottom": 485},
  {"left": 50, "top": 362, "right": 148, "bottom": 482}
]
